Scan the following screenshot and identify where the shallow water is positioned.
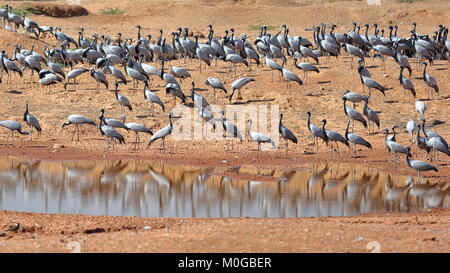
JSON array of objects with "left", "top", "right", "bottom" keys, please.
[{"left": 0, "top": 156, "right": 448, "bottom": 218}]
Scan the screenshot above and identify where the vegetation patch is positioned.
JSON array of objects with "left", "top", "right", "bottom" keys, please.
[
  {"left": 99, "top": 8, "right": 125, "bottom": 15},
  {"left": 249, "top": 24, "right": 280, "bottom": 31}
]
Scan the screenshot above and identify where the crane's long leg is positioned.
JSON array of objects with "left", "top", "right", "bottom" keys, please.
[
  {"left": 150, "top": 103, "right": 155, "bottom": 117},
  {"left": 285, "top": 139, "right": 288, "bottom": 156},
  {"left": 71, "top": 126, "right": 76, "bottom": 141},
  {"left": 76, "top": 125, "right": 80, "bottom": 141}
]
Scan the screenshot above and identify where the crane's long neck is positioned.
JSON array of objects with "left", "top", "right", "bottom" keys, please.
[
  {"left": 313, "top": 28, "right": 318, "bottom": 47},
  {"left": 392, "top": 127, "right": 396, "bottom": 139},
  {"left": 98, "top": 117, "right": 105, "bottom": 135},
  {"left": 168, "top": 115, "right": 173, "bottom": 129},
  {"left": 406, "top": 153, "right": 412, "bottom": 167},
  {"left": 345, "top": 121, "right": 350, "bottom": 140},
  {"left": 23, "top": 103, "right": 29, "bottom": 121},
  {"left": 307, "top": 114, "right": 311, "bottom": 131},
  {"left": 322, "top": 122, "right": 328, "bottom": 142},
  {"left": 247, "top": 121, "right": 252, "bottom": 137},
  {"left": 279, "top": 115, "right": 283, "bottom": 130},
  {"left": 207, "top": 29, "right": 213, "bottom": 44},
  {"left": 343, "top": 100, "right": 348, "bottom": 116},
  {"left": 363, "top": 100, "right": 368, "bottom": 115},
  {"left": 143, "top": 85, "right": 147, "bottom": 99},
  {"left": 423, "top": 62, "right": 427, "bottom": 79},
  {"left": 422, "top": 120, "right": 428, "bottom": 138},
  {"left": 0, "top": 54, "right": 7, "bottom": 72},
  {"left": 399, "top": 68, "right": 404, "bottom": 84},
  {"left": 417, "top": 125, "right": 422, "bottom": 141}
]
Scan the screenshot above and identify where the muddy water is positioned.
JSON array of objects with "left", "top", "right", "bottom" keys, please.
[{"left": 0, "top": 156, "right": 448, "bottom": 218}]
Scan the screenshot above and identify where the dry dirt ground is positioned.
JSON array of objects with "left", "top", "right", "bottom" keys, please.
[{"left": 0, "top": 0, "right": 449, "bottom": 252}]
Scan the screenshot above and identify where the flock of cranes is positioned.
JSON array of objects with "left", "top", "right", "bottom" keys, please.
[{"left": 0, "top": 4, "right": 449, "bottom": 178}]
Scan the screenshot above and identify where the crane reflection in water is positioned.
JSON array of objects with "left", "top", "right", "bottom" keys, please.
[{"left": 0, "top": 156, "right": 448, "bottom": 218}]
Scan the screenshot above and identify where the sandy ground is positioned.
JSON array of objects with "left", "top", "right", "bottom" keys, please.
[
  {"left": 1, "top": 209, "right": 449, "bottom": 252},
  {"left": 0, "top": 0, "right": 449, "bottom": 252}
]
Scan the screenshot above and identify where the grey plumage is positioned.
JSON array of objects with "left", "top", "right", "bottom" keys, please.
[
  {"left": 415, "top": 100, "right": 426, "bottom": 120},
  {"left": 165, "top": 83, "right": 186, "bottom": 104},
  {"left": 64, "top": 68, "right": 89, "bottom": 89},
  {"left": 345, "top": 120, "right": 371, "bottom": 156},
  {"left": 205, "top": 77, "right": 227, "bottom": 97},
  {"left": 113, "top": 82, "right": 132, "bottom": 111},
  {"left": 343, "top": 97, "right": 367, "bottom": 129},
  {"left": 148, "top": 113, "right": 175, "bottom": 152},
  {"left": 406, "top": 154, "right": 438, "bottom": 176},
  {"left": 90, "top": 68, "right": 108, "bottom": 90},
  {"left": 0, "top": 120, "right": 29, "bottom": 140},
  {"left": 399, "top": 67, "right": 416, "bottom": 98},
  {"left": 99, "top": 116, "right": 126, "bottom": 149},
  {"left": 323, "top": 121, "right": 349, "bottom": 150},
  {"left": 306, "top": 111, "right": 328, "bottom": 151},
  {"left": 23, "top": 100, "right": 41, "bottom": 140},
  {"left": 144, "top": 84, "right": 165, "bottom": 115},
  {"left": 279, "top": 113, "right": 297, "bottom": 153},
  {"left": 282, "top": 68, "right": 303, "bottom": 86},
  {"left": 61, "top": 114, "right": 96, "bottom": 141},
  {"left": 422, "top": 62, "right": 439, "bottom": 94},
  {"left": 99, "top": 109, "right": 129, "bottom": 131},
  {"left": 362, "top": 97, "right": 380, "bottom": 133},
  {"left": 229, "top": 77, "right": 255, "bottom": 102},
  {"left": 247, "top": 119, "right": 276, "bottom": 151}
]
